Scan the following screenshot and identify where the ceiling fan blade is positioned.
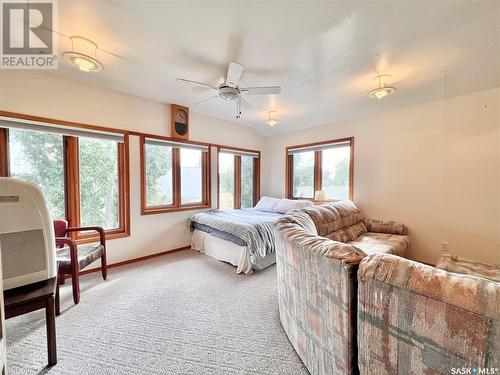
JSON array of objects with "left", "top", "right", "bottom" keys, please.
[
  {"left": 239, "top": 96, "right": 252, "bottom": 109},
  {"left": 240, "top": 86, "right": 281, "bottom": 95},
  {"left": 225, "top": 62, "right": 244, "bottom": 88},
  {"left": 176, "top": 78, "right": 217, "bottom": 90},
  {"left": 195, "top": 94, "right": 219, "bottom": 106}
]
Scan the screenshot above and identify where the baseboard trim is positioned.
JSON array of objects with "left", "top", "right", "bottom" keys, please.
[{"left": 64, "top": 245, "right": 191, "bottom": 279}]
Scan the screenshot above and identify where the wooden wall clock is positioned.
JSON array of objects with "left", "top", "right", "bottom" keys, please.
[{"left": 171, "top": 104, "right": 189, "bottom": 140}]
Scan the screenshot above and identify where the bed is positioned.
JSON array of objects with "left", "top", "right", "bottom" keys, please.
[
  {"left": 189, "top": 208, "right": 283, "bottom": 274},
  {"left": 188, "top": 197, "right": 313, "bottom": 274}
]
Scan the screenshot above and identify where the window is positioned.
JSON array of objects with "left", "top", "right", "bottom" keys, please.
[
  {"left": 286, "top": 138, "right": 353, "bottom": 201},
  {"left": 180, "top": 148, "right": 203, "bottom": 204},
  {"left": 79, "top": 137, "right": 120, "bottom": 230},
  {"left": 141, "top": 136, "right": 210, "bottom": 214},
  {"left": 321, "top": 146, "right": 351, "bottom": 200},
  {"left": 240, "top": 155, "right": 254, "bottom": 209},
  {"left": 0, "top": 113, "right": 130, "bottom": 242},
  {"left": 292, "top": 150, "right": 315, "bottom": 199},
  {"left": 145, "top": 144, "right": 173, "bottom": 206},
  {"left": 218, "top": 152, "right": 235, "bottom": 209},
  {"left": 217, "top": 147, "right": 260, "bottom": 209},
  {"left": 8, "top": 128, "right": 66, "bottom": 220}
]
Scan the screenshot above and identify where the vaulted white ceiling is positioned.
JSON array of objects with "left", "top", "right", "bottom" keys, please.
[{"left": 51, "top": 1, "right": 500, "bottom": 136}]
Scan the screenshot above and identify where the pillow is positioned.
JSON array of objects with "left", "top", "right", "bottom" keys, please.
[
  {"left": 325, "top": 221, "right": 367, "bottom": 243},
  {"left": 274, "top": 199, "right": 313, "bottom": 214},
  {"left": 254, "top": 196, "right": 280, "bottom": 212}
]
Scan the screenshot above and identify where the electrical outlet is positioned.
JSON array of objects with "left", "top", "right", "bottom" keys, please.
[{"left": 441, "top": 241, "right": 449, "bottom": 252}]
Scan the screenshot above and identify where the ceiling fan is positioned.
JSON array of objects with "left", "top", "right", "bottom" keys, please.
[{"left": 176, "top": 62, "right": 281, "bottom": 119}]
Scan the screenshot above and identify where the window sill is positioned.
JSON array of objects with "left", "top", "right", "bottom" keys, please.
[
  {"left": 141, "top": 204, "right": 211, "bottom": 215},
  {"left": 76, "top": 229, "right": 130, "bottom": 244}
]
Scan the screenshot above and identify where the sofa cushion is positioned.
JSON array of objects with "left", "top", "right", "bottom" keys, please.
[
  {"left": 363, "top": 218, "right": 408, "bottom": 235},
  {"left": 325, "top": 221, "right": 367, "bottom": 242},
  {"left": 302, "top": 200, "right": 364, "bottom": 237},
  {"left": 348, "top": 232, "right": 409, "bottom": 256},
  {"left": 275, "top": 214, "right": 365, "bottom": 265}
]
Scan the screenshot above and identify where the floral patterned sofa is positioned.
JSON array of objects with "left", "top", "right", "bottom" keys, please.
[
  {"left": 357, "top": 254, "right": 500, "bottom": 374},
  {"left": 274, "top": 201, "right": 409, "bottom": 375}
]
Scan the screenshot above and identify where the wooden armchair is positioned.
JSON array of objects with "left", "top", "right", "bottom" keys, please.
[{"left": 53, "top": 220, "right": 107, "bottom": 304}]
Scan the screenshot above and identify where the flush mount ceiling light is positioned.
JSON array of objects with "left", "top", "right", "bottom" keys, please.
[
  {"left": 265, "top": 111, "right": 280, "bottom": 127},
  {"left": 62, "top": 36, "right": 103, "bottom": 73},
  {"left": 368, "top": 74, "right": 396, "bottom": 100}
]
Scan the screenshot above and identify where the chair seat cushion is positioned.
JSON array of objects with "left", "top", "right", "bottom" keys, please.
[
  {"left": 348, "top": 232, "right": 409, "bottom": 257},
  {"left": 57, "top": 244, "right": 104, "bottom": 270}
]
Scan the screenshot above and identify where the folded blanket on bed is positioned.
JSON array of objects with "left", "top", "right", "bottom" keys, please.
[{"left": 188, "top": 208, "right": 283, "bottom": 265}]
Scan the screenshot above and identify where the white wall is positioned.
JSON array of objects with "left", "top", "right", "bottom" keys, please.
[
  {"left": 262, "top": 88, "right": 500, "bottom": 265},
  {"left": 1, "top": 70, "right": 499, "bottom": 267},
  {"left": 0, "top": 70, "right": 265, "bottom": 266}
]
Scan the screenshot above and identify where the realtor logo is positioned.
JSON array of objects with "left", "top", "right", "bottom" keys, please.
[{"left": 1, "top": 0, "right": 58, "bottom": 69}]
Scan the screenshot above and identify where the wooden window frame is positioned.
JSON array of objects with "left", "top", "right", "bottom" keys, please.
[
  {"left": 0, "top": 111, "right": 130, "bottom": 243},
  {"left": 285, "top": 137, "right": 354, "bottom": 201},
  {"left": 140, "top": 135, "right": 211, "bottom": 215},
  {"left": 216, "top": 146, "right": 261, "bottom": 209}
]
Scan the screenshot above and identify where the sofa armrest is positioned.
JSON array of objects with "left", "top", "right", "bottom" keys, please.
[
  {"left": 357, "top": 254, "right": 500, "bottom": 372},
  {"left": 359, "top": 253, "right": 499, "bottom": 316},
  {"left": 363, "top": 218, "right": 408, "bottom": 235}
]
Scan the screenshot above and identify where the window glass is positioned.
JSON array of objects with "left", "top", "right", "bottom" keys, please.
[
  {"left": 8, "top": 128, "right": 65, "bottom": 219},
  {"left": 240, "top": 155, "right": 254, "bottom": 208},
  {"left": 292, "top": 151, "right": 314, "bottom": 198},
  {"left": 322, "top": 146, "right": 351, "bottom": 200},
  {"left": 218, "top": 153, "right": 235, "bottom": 209},
  {"left": 145, "top": 144, "right": 173, "bottom": 206},
  {"left": 180, "top": 148, "right": 202, "bottom": 204},
  {"left": 79, "top": 137, "right": 119, "bottom": 229}
]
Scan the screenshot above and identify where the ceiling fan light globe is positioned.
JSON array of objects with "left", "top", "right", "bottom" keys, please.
[
  {"left": 62, "top": 51, "right": 103, "bottom": 73},
  {"left": 218, "top": 86, "right": 240, "bottom": 101},
  {"left": 72, "top": 57, "right": 96, "bottom": 72},
  {"left": 368, "top": 86, "right": 396, "bottom": 100}
]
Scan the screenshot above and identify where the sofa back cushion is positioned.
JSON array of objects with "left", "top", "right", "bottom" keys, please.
[
  {"left": 363, "top": 218, "right": 408, "bottom": 235},
  {"left": 302, "top": 200, "right": 365, "bottom": 239},
  {"left": 325, "top": 221, "right": 367, "bottom": 242}
]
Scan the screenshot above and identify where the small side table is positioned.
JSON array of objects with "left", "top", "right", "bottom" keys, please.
[{"left": 4, "top": 277, "right": 59, "bottom": 367}]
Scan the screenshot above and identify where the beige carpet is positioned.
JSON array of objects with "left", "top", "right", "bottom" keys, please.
[{"left": 6, "top": 249, "right": 308, "bottom": 375}]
